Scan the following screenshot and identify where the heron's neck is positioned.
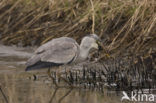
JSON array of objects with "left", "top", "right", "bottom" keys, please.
[{"left": 79, "top": 46, "right": 90, "bottom": 61}]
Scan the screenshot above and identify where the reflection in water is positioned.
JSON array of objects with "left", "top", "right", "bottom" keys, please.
[
  {"left": 49, "top": 88, "right": 73, "bottom": 103},
  {"left": 49, "top": 88, "right": 58, "bottom": 103},
  {"left": 0, "top": 85, "right": 8, "bottom": 103}
]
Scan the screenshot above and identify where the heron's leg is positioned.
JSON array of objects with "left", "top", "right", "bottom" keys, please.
[
  {"left": 57, "top": 66, "right": 72, "bottom": 86},
  {"left": 47, "top": 68, "right": 58, "bottom": 87}
]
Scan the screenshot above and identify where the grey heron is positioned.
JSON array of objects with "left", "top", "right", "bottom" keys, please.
[{"left": 25, "top": 34, "right": 101, "bottom": 86}]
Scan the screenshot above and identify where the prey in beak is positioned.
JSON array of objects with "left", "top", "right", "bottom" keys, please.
[{"left": 96, "top": 40, "right": 104, "bottom": 51}]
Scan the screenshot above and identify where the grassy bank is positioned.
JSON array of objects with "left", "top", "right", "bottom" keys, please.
[{"left": 0, "top": 0, "right": 155, "bottom": 58}]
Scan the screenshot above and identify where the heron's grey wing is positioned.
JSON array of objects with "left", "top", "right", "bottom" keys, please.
[
  {"left": 35, "top": 37, "right": 76, "bottom": 54},
  {"left": 26, "top": 37, "right": 78, "bottom": 67},
  {"left": 40, "top": 41, "right": 78, "bottom": 64}
]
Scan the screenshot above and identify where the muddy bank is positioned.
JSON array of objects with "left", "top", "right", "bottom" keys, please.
[{"left": 48, "top": 52, "right": 156, "bottom": 90}]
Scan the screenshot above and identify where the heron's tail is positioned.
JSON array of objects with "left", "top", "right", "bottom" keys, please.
[
  {"left": 25, "top": 55, "right": 44, "bottom": 71},
  {"left": 25, "top": 61, "right": 49, "bottom": 71}
]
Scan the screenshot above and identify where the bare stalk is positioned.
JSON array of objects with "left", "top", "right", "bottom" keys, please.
[{"left": 90, "top": 0, "right": 95, "bottom": 34}]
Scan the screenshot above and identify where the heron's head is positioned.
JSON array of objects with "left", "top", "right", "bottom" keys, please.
[{"left": 80, "top": 34, "right": 101, "bottom": 50}]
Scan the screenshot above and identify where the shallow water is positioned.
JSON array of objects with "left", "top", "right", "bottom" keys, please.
[{"left": 0, "top": 45, "right": 155, "bottom": 103}]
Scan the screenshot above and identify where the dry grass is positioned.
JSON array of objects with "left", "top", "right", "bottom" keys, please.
[{"left": 0, "top": 0, "right": 155, "bottom": 59}]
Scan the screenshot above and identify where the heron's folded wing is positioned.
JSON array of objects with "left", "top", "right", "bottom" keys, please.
[
  {"left": 35, "top": 37, "right": 77, "bottom": 53},
  {"left": 40, "top": 42, "right": 78, "bottom": 64}
]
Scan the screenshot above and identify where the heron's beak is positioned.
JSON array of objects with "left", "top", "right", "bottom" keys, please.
[{"left": 96, "top": 40, "right": 104, "bottom": 51}]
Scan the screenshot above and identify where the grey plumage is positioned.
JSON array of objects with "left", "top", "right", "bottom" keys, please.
[{"left": 25, "top": 34, "right": 100, "bottom": 71}]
